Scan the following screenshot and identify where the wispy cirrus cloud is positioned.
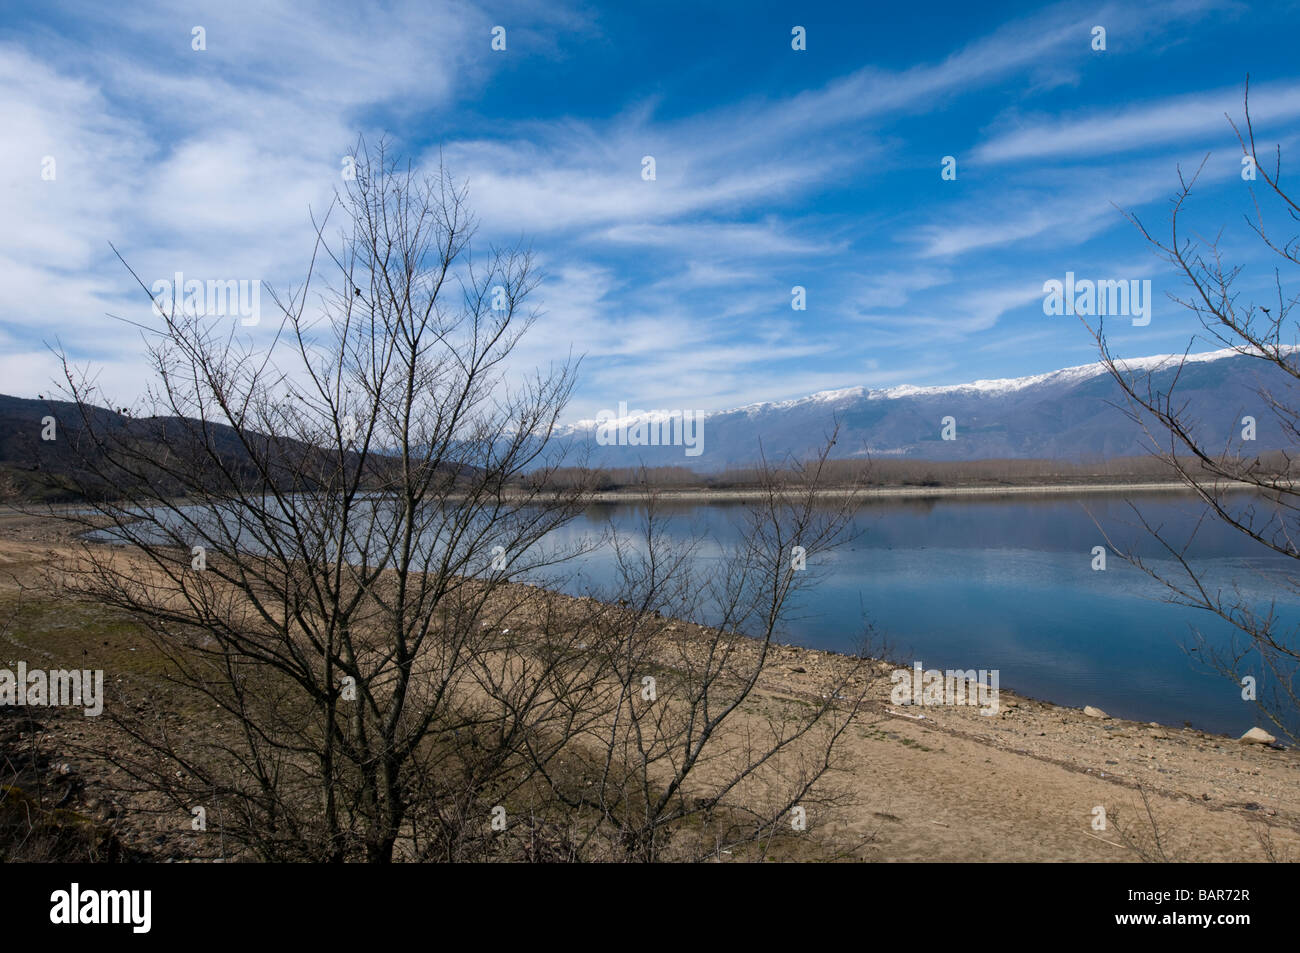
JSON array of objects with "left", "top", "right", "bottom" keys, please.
[{"left": 975, "top": 80, "right": 1300, "bottom": 164}]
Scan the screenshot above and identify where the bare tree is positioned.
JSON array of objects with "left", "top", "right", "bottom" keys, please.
[
  {"left": 513, "top": 447, "right": 872, "bottom": 862},
  {"left": 43, "top": 141, "right": 871, "bottom": 862},
  {"left": 1088, "top": 79, "right": 1300, "bottom": 743}
]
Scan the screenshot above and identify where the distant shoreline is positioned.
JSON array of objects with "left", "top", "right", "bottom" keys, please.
[
  {"left": 580, "top": 480, "right": 1258, "bottom": 503},
  {"left": 7, "top": 478, "right": 1263, "bottom": 511}
]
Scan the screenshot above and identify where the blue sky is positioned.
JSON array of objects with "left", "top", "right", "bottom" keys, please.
[{"left": 3, "top": 0, "right": 1299, "bottom": 422}]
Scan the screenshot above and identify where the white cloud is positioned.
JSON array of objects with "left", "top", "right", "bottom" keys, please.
[{"left": 976, "top": 80, "right": 1300, "bottom": 164}]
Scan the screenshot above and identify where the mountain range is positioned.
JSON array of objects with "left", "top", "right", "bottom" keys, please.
[
  {"left": 550, "top": 348, "right": 1299, "bottom": 471},
  {"left": 5, "top": 348, "right": 1295, "bottom": 496}
]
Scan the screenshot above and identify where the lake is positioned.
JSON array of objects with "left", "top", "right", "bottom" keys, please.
[{"left": 546, "top": 492, "right": 1300, "bottom": 737}]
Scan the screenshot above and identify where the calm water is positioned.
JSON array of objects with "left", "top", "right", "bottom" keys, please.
[{"left": 547, "top": 494, "right": 1300, "bottom": 737}]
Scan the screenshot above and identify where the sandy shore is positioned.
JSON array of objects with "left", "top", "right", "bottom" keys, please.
[{"left": 1, "top": 506, "right": 1296, "bottom": 862}]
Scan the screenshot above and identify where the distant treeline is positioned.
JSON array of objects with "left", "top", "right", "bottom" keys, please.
[
  {"left": 0, "top": 394, "right": 473, "bottom": 504},
  {"left": 526, "top": 453, "right": 1300, "bottom": 491}
]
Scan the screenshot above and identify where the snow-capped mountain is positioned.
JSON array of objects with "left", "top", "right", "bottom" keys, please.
[{"left": 549, "top": 348, "right": 1299, "bottom": 470}]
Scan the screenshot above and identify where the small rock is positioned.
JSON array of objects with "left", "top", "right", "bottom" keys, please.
[
  {"left": 1239, "top": 727, "right": 1276, "bottom": 745},
  {"left": 1083, "top": 705, "right": 1109, "bottom": 719},
  {"left": 790, "top": 666, "right": 807, "bottom": 674}
]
